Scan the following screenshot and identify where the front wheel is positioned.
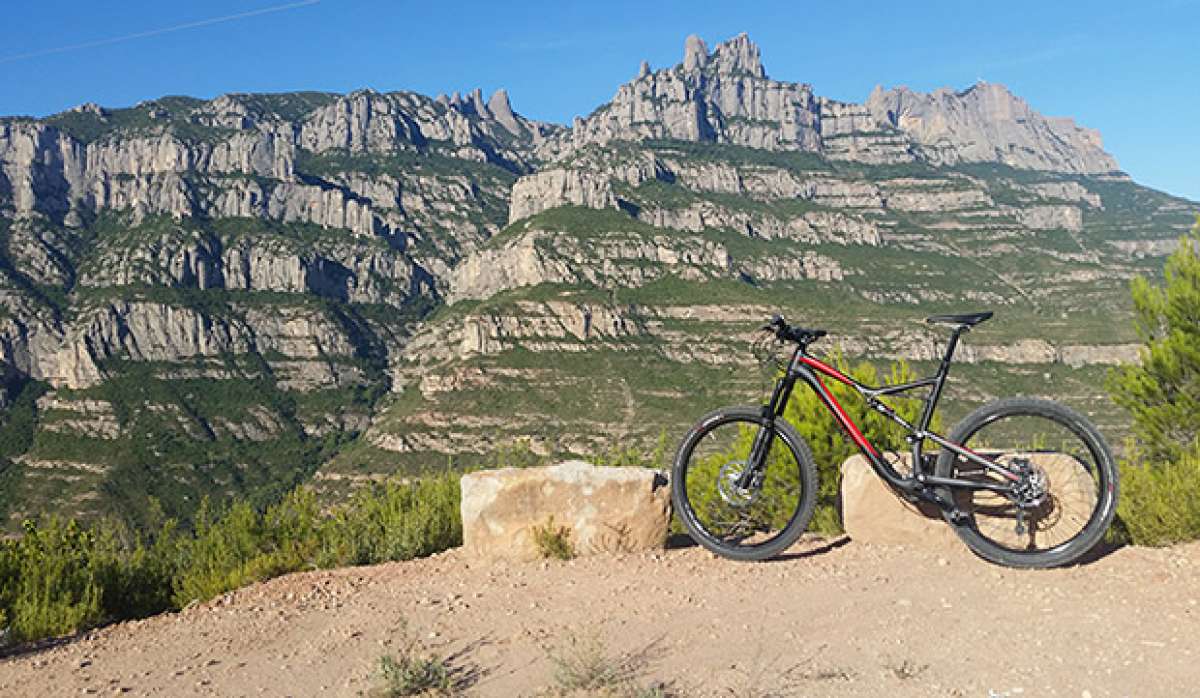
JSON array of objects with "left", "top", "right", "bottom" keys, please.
[
  {"left": 672, "top": 407, "right": 818, "bottom": 561},
  {"left": 934, "top": 397, "right": 1119, "bottom": 568}
]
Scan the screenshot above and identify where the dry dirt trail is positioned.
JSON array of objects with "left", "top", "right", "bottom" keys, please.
[{"left": 1, "top": 537, "right": 1197, "bottom": 697}]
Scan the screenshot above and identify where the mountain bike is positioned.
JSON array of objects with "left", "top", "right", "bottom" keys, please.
[{"left": 671, "top": 312, "right": 1119, "bottom": 568}]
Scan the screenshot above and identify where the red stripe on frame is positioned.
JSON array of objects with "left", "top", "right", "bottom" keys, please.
[
  {"left": 813, "top": 375, "right": 879, "bottom": 457},
  {"left": 800, "top": 356, "right": 854, "bottom": 386}
]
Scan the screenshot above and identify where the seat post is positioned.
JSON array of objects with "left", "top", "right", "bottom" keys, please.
[{"left": 918, "top": 325, "right": 967, "bottom": 431}]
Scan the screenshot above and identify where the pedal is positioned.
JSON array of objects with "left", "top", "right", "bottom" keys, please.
[{"left": 915, "top": 487, "right": 969, "bottom": 525}]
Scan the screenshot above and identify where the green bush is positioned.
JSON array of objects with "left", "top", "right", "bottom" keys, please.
[
  {"left": 171, "top": 492, "right": 319, "bottom": 607},
  {"left": 1107, "top": 217, "right": 1200, "bottom": 546},
  {"left": 0, "top": 472, "right": 462, "bottom": 647},
  {"left": 1117, "top": 450, "right": 1200, "bottom": 546},
  {"left": 1108, "top": 220, "right": 1200, "bottom": 463},
  {"left": 318, "top": 473, "right": 462, "bottom": 567},
  {"left": 0, "top": 518, "right": 106, "bottom": 643},
  {"left": 531, "top": 516, "right": 576, "bottom": 560}
]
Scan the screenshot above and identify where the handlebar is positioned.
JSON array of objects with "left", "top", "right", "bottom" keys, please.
[{"left": 760, "top": 314, "right": 827, "bottom": 346}]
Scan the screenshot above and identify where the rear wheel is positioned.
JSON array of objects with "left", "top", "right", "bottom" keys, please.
[
  {"left": 934, "top": 398, "right": 1118, "bottom": 568},
  {"left": 671, "top": 407, "right": 817, "bottom": 561}
]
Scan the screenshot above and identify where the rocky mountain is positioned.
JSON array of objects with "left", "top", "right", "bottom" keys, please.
[
  {"left": 552, "top": 33, "right": 1116, "bottom": 173},
  {"left": 0, "top": 34, "right": 1195, "bottom": 529}
]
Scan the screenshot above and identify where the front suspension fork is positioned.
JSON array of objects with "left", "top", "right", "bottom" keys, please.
[{"left": 737, "top": 372, "right": 797, "bottom": 489}]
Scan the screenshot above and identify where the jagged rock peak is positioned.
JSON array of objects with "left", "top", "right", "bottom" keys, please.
[
  {"left": 680, "top": 32, "right": 766, "bottom": 78},
  {"left": 710, "top": 32, "right": 766, "bottom": 78},
  {"left": 486, "top": 89, "right": 522, "bottom": 135},
  {"left": 683, "top": 35, "right": 709, "bottom": 71},
  {"left": 470, "top": 88, "right": 488, "bottom": 118},
  {"left": 638, "top": 60, "right": 651, "bottom": 78}
]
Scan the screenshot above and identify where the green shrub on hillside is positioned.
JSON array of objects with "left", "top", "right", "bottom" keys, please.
[
  {"left": 1108, "top": 218, "right": 1200, "bottom": 546},
  {"left": 0, "top": 519, "right": 106, "bottom": 643},
  {"left": 171, "top": 492, "right": 319, "bottom": 607},
  {"left": 0, "top": 472, "right": 462, "bottom": 647},
  {"left": 1108, "top": 220, "right": 1200, "bottom": 463},
  {"left": 318, "top": 474, "right": 462, "bottom": 567},
  {"left": 1118, "top": 450, "right": 1200, "bottom": 546}
]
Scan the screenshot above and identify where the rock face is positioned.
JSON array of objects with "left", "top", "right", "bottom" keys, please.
[
  {"left": 839, "top": 454, "right": 960, "bottom": 548},
  {"left": 865, "top": 83, "right": 1117, "bottom": 173},
  {"left": 459, "top": 461, "right": 672, "bottom": 560},
  {"left": 567, "top": 33, "right": 823, "bottom": 154},
  {"left": 508, "top": 168, "right": 618, "bottom": 223},
  {"left": 554, "top": 34, "right": 1118, "bottom": 175}
]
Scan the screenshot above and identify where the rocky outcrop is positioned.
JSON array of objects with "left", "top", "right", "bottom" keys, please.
[
  {"left": 28, "top": 300, "right": 366, "bottom": 390},
  {"left": 567, "top": 33, "right": 823, "bottom": 153},
  {"left": 445, "top": 229, "right": 738, "bottom": 302},
  {"left": 508, "top": 169, "right": 618, "bottom": 222},
  {"left": 1015, "top": 204, "right": 1083, "bottom": 232},
  {"left": 78, "top": 227, "right": 428, "bottom": 305},
  {"left": 459, "top": 460, "right": 671, "bottom": 560},
  {"left": 553, "top": 35, "right": 1119, "bottom": 175},
  {"left": 0, "top": 88, "right": 546, "bottom": 241},
  {"left": 865, "top": 82, "right": 1118, "bottom": 173},
  {"left": 1023, "top": 181, "right": 1102, "bottom": 208}
]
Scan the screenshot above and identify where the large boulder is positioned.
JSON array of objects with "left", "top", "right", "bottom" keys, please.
[
  {"left": 460, "top": 460, "right": 671, "bottom": 560},
  {"left": 840, "top": 454, "right": 960, "bottom": 548}
]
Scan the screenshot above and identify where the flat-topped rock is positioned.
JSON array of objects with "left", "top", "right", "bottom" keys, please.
[{"left": 460, "top": 460, "right": 671, "bottom": 560}]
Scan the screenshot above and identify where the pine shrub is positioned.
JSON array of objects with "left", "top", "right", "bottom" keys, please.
[{"left": 1107, "top": 218, "right": 1200, "bottom": 545}]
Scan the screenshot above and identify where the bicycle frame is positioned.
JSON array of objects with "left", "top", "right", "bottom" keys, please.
[{"left": 749, "top": 325, "right": 1022, "bottom": 500}]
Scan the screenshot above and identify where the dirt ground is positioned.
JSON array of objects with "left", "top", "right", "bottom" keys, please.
[{"left": 1, "top": 536, "right": 1196, "bottom": 697}]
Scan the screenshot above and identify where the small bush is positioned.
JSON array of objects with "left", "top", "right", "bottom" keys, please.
[
  {"left": 531, "top": 516, "right": 576, "bottom": 560},
  {"left": 548, "top": 633, "right": 634, "bottom": 693},
  {"left": 1117, "top": 449, "right": 1200, "bottom": 546},
  {"left": 375, "top": 617, "right": 479, "bottom": 696},
  {"left": 324, "top": 472, "right": 462, "bottom": 566},
  {"left": 545, "top": 633, "right": 670, "bottom": 697},
  {"left": 377, "top": 648, "right": 453, "bottom": 697},
  {"left": 0, "top": 518, "right": 108, "bottom": 643}
]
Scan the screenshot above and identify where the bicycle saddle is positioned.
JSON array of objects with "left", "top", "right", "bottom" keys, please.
[{"left": 925, "top": 311, "right": 993, "bottom": 327}]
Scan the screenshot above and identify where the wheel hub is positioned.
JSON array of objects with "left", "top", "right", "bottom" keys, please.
[
  {"left": 1010, "top": 457, "right": 1049, "bottom": 509},
  {"left": 716, "top": 460, "right": 761, "bottom": 507}
]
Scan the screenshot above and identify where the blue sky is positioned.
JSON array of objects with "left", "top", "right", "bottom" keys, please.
[{"left": 2, "top": 0, "right": 1196, "bottom": 200}]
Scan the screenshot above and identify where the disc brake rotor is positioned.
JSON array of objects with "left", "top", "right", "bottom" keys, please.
[{"left": 717, "top": 460, "right": 761, "bottom": 507}]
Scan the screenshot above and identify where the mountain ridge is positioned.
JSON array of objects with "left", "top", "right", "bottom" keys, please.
[{"left": 553, "top": 33, "right": 1118, "bottom": 174}]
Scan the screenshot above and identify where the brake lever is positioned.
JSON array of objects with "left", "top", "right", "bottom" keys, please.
[{"left": 759, "top": 314, "right": 785, "bottom": 334}]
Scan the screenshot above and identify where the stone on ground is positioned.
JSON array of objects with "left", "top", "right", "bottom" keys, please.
[
  {"left": 460, "top": 460, "right": 671, "bottom": 560},
  {"left": 840, "top": 453, "right": 960, "bottom": 548}
]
